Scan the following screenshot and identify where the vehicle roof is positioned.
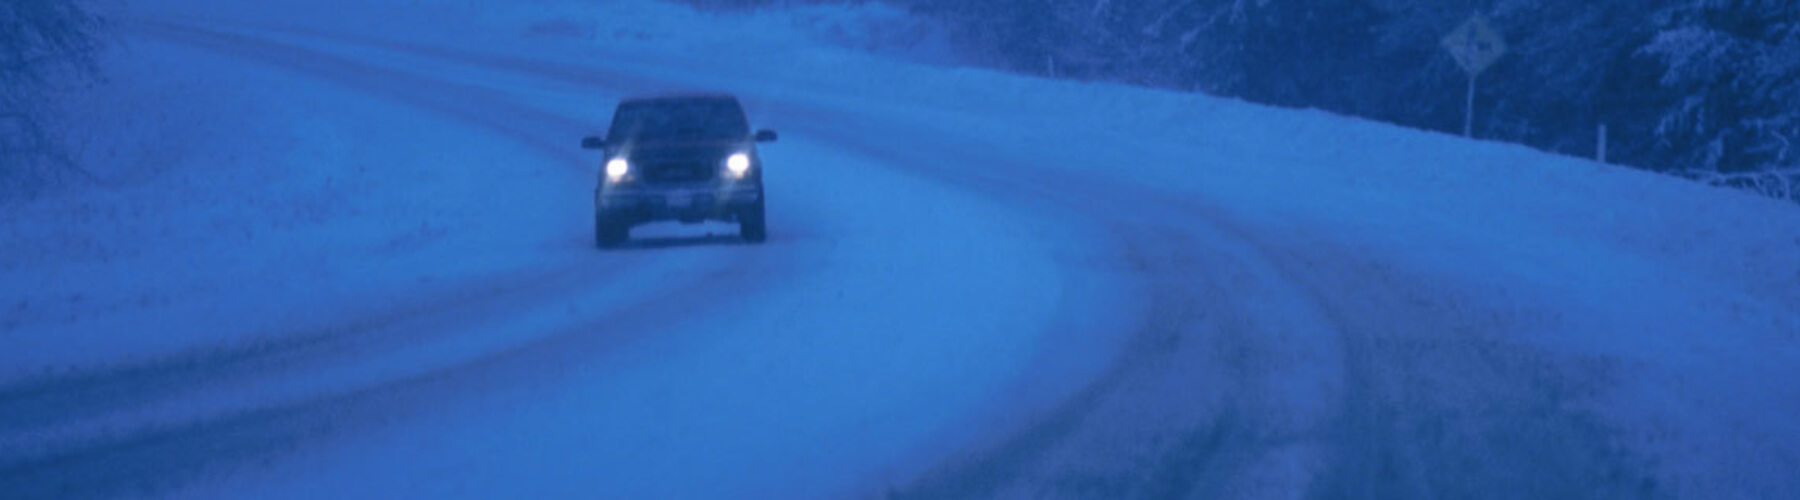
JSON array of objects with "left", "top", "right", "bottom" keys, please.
[{"left": 618, "top": 93, "right": 741, "bottom": 105}]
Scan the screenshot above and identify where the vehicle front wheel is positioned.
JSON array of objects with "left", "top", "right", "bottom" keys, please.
[
  {"left": 595, "top": 213, "right": 629, "bottom": 249},
  {"left": 739, "top": 203, "right": 767, "bottom": 243}
]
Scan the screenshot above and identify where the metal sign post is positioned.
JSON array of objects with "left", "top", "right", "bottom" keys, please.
[
  {"left": 1442, "top": 14, "right": 1508, "bottom": 138},
  {"left": 1465, "top": 74, "right": 1478, "bottom": 138},
  {"left": 1598, "top": 123, "right": 1609, "bottom": 163}
]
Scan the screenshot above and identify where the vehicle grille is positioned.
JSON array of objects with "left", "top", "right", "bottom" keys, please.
[{"left": 641, "top": 161, "right": 716, "bottom": 183}]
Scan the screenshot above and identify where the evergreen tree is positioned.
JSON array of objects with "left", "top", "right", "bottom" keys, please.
[
  {"left": 1, "top": 0, "right": 102, "bottom": 114},
  {"left": 1641, "top": 0, "right": 1800, "bottom": 172},
  {"left": 2, "top": 0, "right": 103, "bottom": 194}
]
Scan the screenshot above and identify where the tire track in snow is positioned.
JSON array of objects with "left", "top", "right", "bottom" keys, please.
[
  {"left": 782, "top": 114, "right": 1349, "bottom": 498},
  {"left": 1, "top": 264, "right": 594, "bottom": 441},
  {"left": 21, "top": 21, "right": 1663, "bottom": 499},
  {"left": 175, "top": 29, "right": 1389, "bottom": 496},
  {"left": 0, "top": 254, "right": 784, "bottom": 499},
  {"left": 829, "top": 115, "right": 1661, "bottom": 498},
  {"left": 124, "top": 21, "right": 600, "bottom": 159},
  {"left": 1261, "top": 236, "right": 1661, "bottom": 499},
  {"left": 0, "top": 23, "right": 790, "bottom": 499},
  {"left": 0, "top": 21, "right": 663, "bottom": 453},
  {"left": 244, "top": 27, "right": 1662, "bottom": 498}
]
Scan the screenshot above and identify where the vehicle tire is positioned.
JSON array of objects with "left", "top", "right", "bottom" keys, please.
[
  {"left": 739, "top": 202, "right": 768, "bottom": 243},
  {"left": 595, "top": 213, "right": 628, "bottom": 249}
]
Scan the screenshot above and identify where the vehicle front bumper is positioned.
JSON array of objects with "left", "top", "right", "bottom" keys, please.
[{"left": 596, "top": 184, "right": 762, "bottom": 222}]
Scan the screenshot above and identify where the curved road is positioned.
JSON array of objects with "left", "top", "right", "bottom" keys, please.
[{"left": 0, "top": 21, "right": 1662, "bottom": 499}]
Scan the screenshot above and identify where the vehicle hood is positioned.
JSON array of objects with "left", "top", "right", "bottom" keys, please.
[{"left": 612, "top": 140, "right": 751, "bottom": 162}]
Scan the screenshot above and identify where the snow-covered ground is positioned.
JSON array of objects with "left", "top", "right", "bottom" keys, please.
[{"left": 4, "top": 0, "right": 1799, "bottom": 498}]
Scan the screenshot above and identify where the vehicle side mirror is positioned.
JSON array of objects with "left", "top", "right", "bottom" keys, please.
[
  {"left": 581, "top": 136, "right": 607, "bottom": 150},
  {"left": 754, "top": 129, "right": 778, "bottom": 143}
]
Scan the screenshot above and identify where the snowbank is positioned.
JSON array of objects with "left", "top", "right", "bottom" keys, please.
[{"left": 0, "top": 35, "right": 596, "bottom": 379}]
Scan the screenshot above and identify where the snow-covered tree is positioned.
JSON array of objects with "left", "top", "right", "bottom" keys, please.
[
  {"left": 1, "top": 0, "right": 101, "bottom": 110},
  {"left": 1641, "top": 0, "right": 1800, "bottom": 172},
  {"left": 1, "top": 0, "right": 103, "bottom": 197},
  {"left": 885, "top": 0, "right": 1798, "bottom": 181}
]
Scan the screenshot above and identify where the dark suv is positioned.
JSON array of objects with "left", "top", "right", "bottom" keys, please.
[{"left": 581, "top": 94, "right": 777, "bottom": 248}]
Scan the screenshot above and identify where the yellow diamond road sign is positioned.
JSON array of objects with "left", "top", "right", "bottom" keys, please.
[{"left": 1442, "top": 14, "right": 1507, "bottom": 76}]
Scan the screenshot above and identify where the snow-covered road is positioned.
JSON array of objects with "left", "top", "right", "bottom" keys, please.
[
  {"left": 3, "top": 21, "right": 1125, "bottom": 499},
  {"left": 4, "top": 6, "right": 1798, "bottom": 499}
]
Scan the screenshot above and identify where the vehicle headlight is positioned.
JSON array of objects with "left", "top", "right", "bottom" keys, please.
[
  {"left": 725, "top": 153, "right": 751, "bottom": 177},
  {"left": 606, "top": 158, "right": 630, "bottom": 180}
]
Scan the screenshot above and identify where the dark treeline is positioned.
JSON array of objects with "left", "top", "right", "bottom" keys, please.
[
  {"left": 1, "top": 0, "right": 104, "bottom": 197},
  {"left": 1, "top": 0, "right": 102, "bottom": 130},
  {"left": 901, "top": 0, "right": 1800, "bottom": 175},
  {"left": 699, "top": 0, "right": 1800, "bottom": 176}
]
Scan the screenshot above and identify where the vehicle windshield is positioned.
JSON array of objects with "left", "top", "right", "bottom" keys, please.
[{"left": 608, "top": 98, "right": 749, "bottom": 143}]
